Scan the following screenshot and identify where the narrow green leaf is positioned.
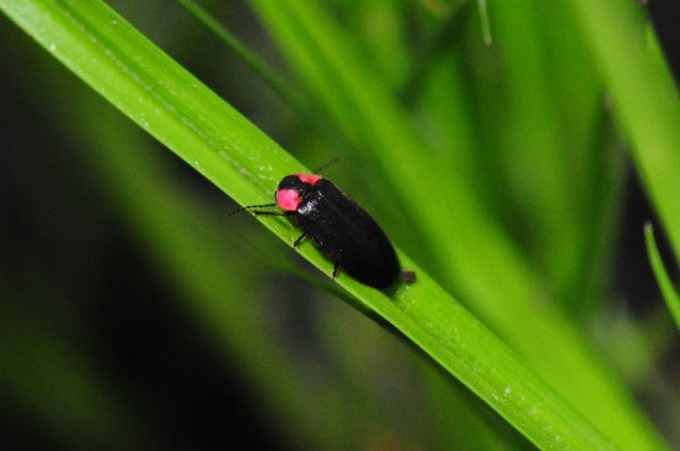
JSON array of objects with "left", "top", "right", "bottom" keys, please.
[
  {"left": 645, "top": 223, "right": 680, "bottom": 329},
  {"left": 175, "top": 0, "right": 339, "bottom": 145},
  {"left": 569, "top": 0, "right": 680, "bottom": 266},
  {"left": 476, "top": 0, "right": 492, "bottom": 45}
]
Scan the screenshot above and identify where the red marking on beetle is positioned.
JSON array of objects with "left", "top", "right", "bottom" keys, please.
[
  {"left": 297, "top": 173, "right": 322, "bottom": 185},
  {"left": 276, "top": 188, "right": 301, "bottom": 211}
]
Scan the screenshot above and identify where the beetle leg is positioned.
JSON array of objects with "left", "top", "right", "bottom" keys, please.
[
  {"left": 293, "top": 233, "right": 306, "bottom": 247},
  {"left": 252, "top": 210, "right": 288, "bottom": 216},
  {"left": 332, "top": 264, "right": 339, "bottom": 279}
]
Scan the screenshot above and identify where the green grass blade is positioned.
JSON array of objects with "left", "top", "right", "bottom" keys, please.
[
  {"left": 0, "top": 0, "right": 654, "bottom": 448},
  {"left": 476, "top": 0, "right": 492, "bottom": 45},
  {"left": 174, "top": 0, "right": 340, "bottom": 145},
  {"left": 645, "top": 223, "right": 680, "bottom": 329},
  {"left": 569, "top": 0, "right": 680, "bottom": 264}
]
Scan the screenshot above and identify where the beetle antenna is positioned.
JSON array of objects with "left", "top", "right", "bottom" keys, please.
[
  {"left": 313, "top": 156, "right": 344, "bottom": 174},
  {"left": 227, "top": 203, "right": 277, "bottom": 218}
]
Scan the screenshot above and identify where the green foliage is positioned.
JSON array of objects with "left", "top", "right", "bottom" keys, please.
[
  {"left": 0, "top": 0, "right": 678, "bottom": 449},
  {"left": 646, "top": 224, "right": 680, "bottom": 329}
]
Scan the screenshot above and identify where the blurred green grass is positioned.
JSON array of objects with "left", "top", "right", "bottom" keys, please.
[{"left": 0, "top": 0, "right": 679, "bottom": 449}]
